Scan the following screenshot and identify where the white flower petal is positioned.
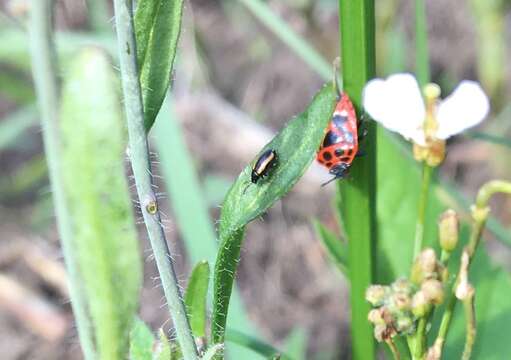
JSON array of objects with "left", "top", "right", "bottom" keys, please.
[
  {"left": 436, "top": 81, "right": 490, "bottom": 139},
  {"left": 363, "top": 73, "right": 426, "bottom": 143}
]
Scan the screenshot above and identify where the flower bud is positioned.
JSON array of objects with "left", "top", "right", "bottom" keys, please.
[
  {"left": 368, "top": 309, "right": 385, "bottom": 325},
  {"left": 395, "top": 315, "right": 415, "bottom": 334},
  {"left": 373, "top": 324, "right": 395, "bottom": 342},
  {"left": 412, "top": 291, "right": 430, "bottom": 317},
  {"left": 391, "top": 292, "right": 412, "bottom": 311},
  {"left": 438, "top": 209, "right": 459, "bottom": 252},
  {"left": 391, "top": 278, "right": 413, "bottom": 295},
  {"left": 421, "top": 279, "right": 444, "bottom": 305},
  {"left": 366, "top": 285, "right": 389, "bottom": 306},
  {"left": 411, "top": 248, "right": 438, "bottom": 284}
]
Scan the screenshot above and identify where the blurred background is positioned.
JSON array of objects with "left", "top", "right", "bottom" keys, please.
[{"left": 0, "top": 0, "right": 510, "bottom": 358}]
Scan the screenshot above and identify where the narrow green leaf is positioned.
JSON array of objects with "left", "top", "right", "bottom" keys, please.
[
  {"left": 464, "top": 131, "right": 511, "bottom": 149},
  {"left": 338, "top": 1, "right": 377, "bottom": 359},
  {"left": 283, "top": 328, "right": 307, "bottom": 360},
  {"left": 130, "top": 319, "right": 155, "bottom": 360},
  {"left": 312, "top": 220, "right": 348, "bottom": 276},
  {"left": 60, "top": 48, "right": 142, "bottom": 359},
  {"left": 185, "top": 261, "right": 210, "bottom": 338},
  {"left": 134, "top": 0, "right": 184, "bottom": 131},
  {"left": 414, "top": 0, "right": 430, "bottom": 87},
  {"left": 154, "top": 98, "right": 259, "bottom": 359},
  {"left": 237, "top": 0, "right": 332, "bottom": 80},
  {"left": 154, "top": 329, "right": 172, "bottom": 360},
  {"left": 0, "top": 105, "right": 37, "bottom": 150},
  {"left": 226, "top": 329, "right": 289, "bottom": 360},
  {"left": 134, "top": 0, "right": 160, "bottom": 65},
  {"left": 212, "top": 84, "right": 336, "bottom": 345}
]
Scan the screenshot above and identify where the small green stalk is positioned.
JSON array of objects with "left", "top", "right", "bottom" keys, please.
[
  {"left": 111, "top": 1, "right": 198, "bottom": 359},
  {"left": 413, "top": 164, "right": 432, "bottom": 260},
  {"left": 461, "top": 294, "right": 476, "bottom": 360},
  {"left": 338, "top": 1, "right": 377, "bottom": 359},
  {"left": 28, "top": 1, "right": 95, "bottom": 358},
  {"left": 433, "top": 180, "right": 511, "bottom": 357}
]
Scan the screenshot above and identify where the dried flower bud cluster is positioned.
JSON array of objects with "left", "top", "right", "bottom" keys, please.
[
  {"left": 366, "top": 279, "right": 416, "bottom": 342},
  {"left": 367, "top": 248, "right": 447, "bottom": 342}
]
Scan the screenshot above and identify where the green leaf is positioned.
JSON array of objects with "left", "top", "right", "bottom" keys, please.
[
  {"left": 154, "top": 98, "right": 259, "bottom": 359},
  {"left": 283, "top": 328, "right": 307, "bottom": 360},
  {"left": 226, "top": 329, "right": 288, "bottom": 360},
  {"left": 130, "top": 319, "right": 155, "bottom": 360},
  {"left": 60, "top": 48, "right": 142, "bottom": 359},
  {"left": 185, "top": 261, "right": 210, "bottom": 338},
  {"left": 134, "top": 0, "right": 184, "bottom": 131},
  {"left": 0, "top": 105, "right": 37, "bottom": 151},
  {"left": 154, "top": 329, "right": 172, "bottom": 360},
  {"left": 312, "top": 220, "right": 348, "bottom": 276},
  {"left": 211, "top": 83, "right": 336, "bottom": 345},
  {"left": 338, "top": 1, "right": 377, "bottom": 359}
]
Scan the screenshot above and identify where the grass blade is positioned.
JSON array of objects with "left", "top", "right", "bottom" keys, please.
[
  {"left": 134, "top": 0, "right": 184, "bottom": 131},
  {"left": 312, "top": 220, "right": 348, "bottom": 276},
  {"left": 0, "top": 105, "right": 37, "bottom": 150},
  {"left": 60, "top": 48, "right": 142, "bottom": 359},
  {"left": 414, "top": 0, "right": 430, "bottom": 87},
  {"left": 338, "top": 1, "right": 377, "bottom": 359},
  {"left": 211, "top": 84, "right": 336, "bottom": 345},
  {"left": 185, "top": 261, "right": 210, "bottom": 338},
  {"left": 237, "top": 0, "right": 331, "bottom": 80},
  {"left": 226, "top": 329, "right": 289, "bottom": 360}
]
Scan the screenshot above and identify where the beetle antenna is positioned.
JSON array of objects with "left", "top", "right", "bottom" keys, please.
[{"left": 321, "top": 175, "right": 339, "bottom": 187}]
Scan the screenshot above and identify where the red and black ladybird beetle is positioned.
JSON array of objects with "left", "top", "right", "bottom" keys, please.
[
  {"left": 317, "top": 92, "right": 360, "bottom": 186},
  {"left": 243, "top": 148, "right": 278, "bottom": 194}
]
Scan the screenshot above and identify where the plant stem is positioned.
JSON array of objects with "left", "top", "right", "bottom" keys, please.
[
  {"left": 338, "top": 1, "right": 377, "bottom": 359},
  {"left": 386, "top": 339, "right": 401, "bottom": 360},
  {"left": 433, "top": 180, "right": 511, "bottom": 357},
  {"left": 111, "top": 1, "right": 198, "bottom": 359},
  {"left": 413, "top": 163, "right": 432, "bottom": 260},
  {"left": 461, "top": 294, "right": 476, "bottom": 360},
  {"left": 28, "top": 1, "right": 96, "bottom": 358},
  {"left": 414, "top": 0, "right": 430, "bottom": 87}
]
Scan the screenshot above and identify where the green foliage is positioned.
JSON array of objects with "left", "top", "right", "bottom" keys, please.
[
  {"left": 154, "top": 100, "right": 260, "bottom": 359},
  {"left": 338, "top": 1, "right": 376, "bottom": 359},
  {"left": 211, "top": 84, "right": 336, "bottom": 345},
  {"left": 130, "top": 319, "right": 155, "bottom": 360},
  {"left": 134, "top": 0, "right": 184, "bottom": 131},
  {"left": 60, "top": 48, "right": 142, "bottom": 359},
  {"left": 312, "top": 220, "right": 348, "bottom": 276},
  {"left": 185, "top": 261, "right": 210, "bottom": 338},
  {"left": 226, "top": 329, "right": 287, "bottom": 359}
]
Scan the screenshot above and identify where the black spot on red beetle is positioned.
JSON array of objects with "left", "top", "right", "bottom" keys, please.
[
  {"left": 323, "top": 151, "right": 332, "bottom": 161},
  {"left": 335, "top": 148, "right": 345, "bottom": 157},
  {"left": 325, "top": 162, "right": 333, "bottom": 168},
  {"left": 341, "top": 156, "right": 350, "bottom": 162}
]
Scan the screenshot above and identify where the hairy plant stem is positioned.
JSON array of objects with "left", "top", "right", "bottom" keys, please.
[
  {"left": 413, "top": 163, "right": 432, "bottom": 260},
  {"left": 433, "top": 180, "right": 511, "bottom": 358},
  {"left": 28, "top": 1, "right": 95, "bottom": 358},
  {"left": 111, "top": 1, "right": 198, "bottom": 359}
]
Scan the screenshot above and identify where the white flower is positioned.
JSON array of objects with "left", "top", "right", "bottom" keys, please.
[{"left": 362, "top": 73, "right": 490, "bottom": 146}]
